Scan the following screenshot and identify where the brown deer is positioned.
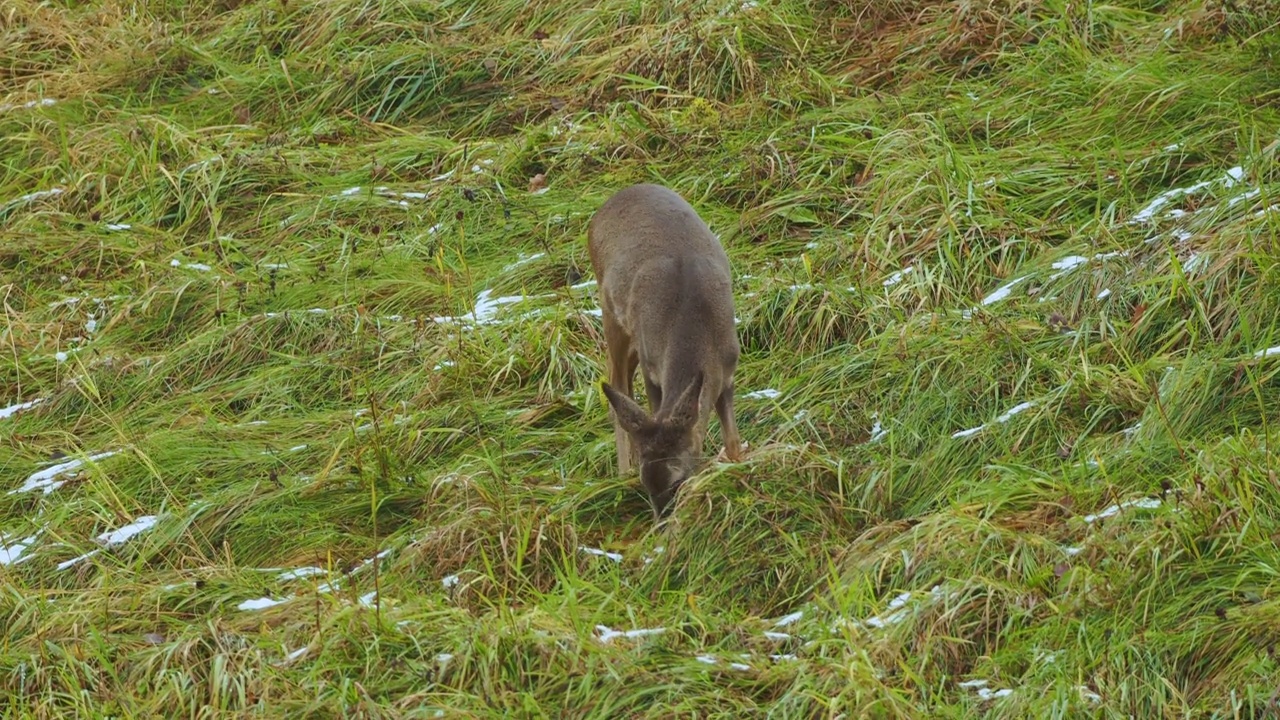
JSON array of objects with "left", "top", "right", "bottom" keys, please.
[{"left": 588, "top": 184, "right": 744, "bottom": 519}]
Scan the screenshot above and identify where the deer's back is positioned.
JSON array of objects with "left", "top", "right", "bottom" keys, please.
[{"left": 588, "top": 184, "right": 730, "bottom": 296}]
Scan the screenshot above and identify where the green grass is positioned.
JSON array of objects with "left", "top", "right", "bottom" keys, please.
[{"left": 3, "top": 0, "right": 1280, "bottom": 716}]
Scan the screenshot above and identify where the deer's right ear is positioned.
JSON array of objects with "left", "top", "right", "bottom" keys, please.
[
  {"left": 665, "top": 372, "right": 704, "bottom": 430},
  {"left": 602, "top": 382, "right": 651, "bottom": 434}
]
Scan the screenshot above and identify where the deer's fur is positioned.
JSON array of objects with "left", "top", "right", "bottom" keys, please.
[{"left": 588, "top": 184, "right": 743, "bottom": 519}]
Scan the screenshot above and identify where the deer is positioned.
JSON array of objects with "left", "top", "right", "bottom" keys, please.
[{"left": 587, "top": 183, "right": 744, "bottom": 520}]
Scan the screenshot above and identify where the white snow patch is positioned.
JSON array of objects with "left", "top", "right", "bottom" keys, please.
[
  {"left": 54, "top": 352, "right": 68, "bottom": 363},
  {"left": 995, "top": 401, "right": 1037, "bottom": 423},
  {"left": 97, "top": 515, "right": 159, "bottom": 547},
  {"left": 433, "top": 360, "right": 455, "bottom": 371},
  {"left": 729, "top": 662, "right": 752, "bottom": 671},
  {"left": 1096, "top": 288, "right": 1112, "bottom": 300},
  {"left": 105, "top": 223, "right": 131, "bottom": 231},
  {"left": 238, "top": 596, "right": 288, "bottom": 611},
  {"left": 863, "top": 591, "right": 913, "bottom": 628},
  {"left": 595, "top": 625, "right": 666, "bottom": 644},
  {"left": 170, "top": 259, "right": 214, "bottom": 272},
  {"left": 3, "top": 187, "right": 64, "bottom": 211},
  {"left": 1253, "top": 345, "right": 1280, "bottom": 358},
  {"left": 502, "top": 252, "right": 546, "bottom": 272},
  {"left": 773, "top": 610, "right": 804, "bottom": 627},
  {"left": 1083, "top": 496, "right": 1162, "bottom": 523},
  {"left": 981, "top": 275, "right": 1029, "bottom": 306},
  {"left": 882, "top": 266, "right": 914, "bottom": 287},
  {"left": 278, "top": 567, "right": 326, "bottom": 581},
  {"left": 743, "top": 388, "right": 781, "bottom": 400},
  {"left": 868, "top": 413, "right": 887, "bottom": 443},
  {"left": 0, "top": 98, "right": 58, "bottom": 112},
  {"left": 1063, "top": 546, "right": 1084, "bottom": 556},
  {"left": 0, "top": 535, "right": 39, "bottom": 566},
  {"left": 433, "top": 289, "right": 543, "bottom": 327},
  {"left": 1078, "top": 686, "right": 1102, "bottom": 703},
  {"left": 10, "top": 451, "right": 119, "bottom": 495},
  {"left": 1, "top": 398, "right": 44, "bottom": 420},
  {"left": 695, "top": 654, "right": 718, "bottom": 665},
  {"left": 57, "top": 549, "right": 100, "bottom": 570},
  {"left": 442, "top": 574, "right": 460, "bottom": 589},
  {"left": 952, "top": 401, "right": 1036, "bottom": 439},
  {"left": 286, "top": 647, "right": 309, "bottom": 662},
  {"left": 358, "top": 591, "right": 378, "bottom": 608},
  {"left": 1048, "top": 255, "right": 1088, "bottom": 281},
  {"left": 762, "top": 631, "right": 792, "bottom": 641},
  {"left": 340, "top": 186, "right": 362, "bottom": 196},
  {"left": 1131, "top": 166, "right": 1247, "bottom": 224},
  {"left": 579, "top": 546, "right": 623, "bottom": 562}
]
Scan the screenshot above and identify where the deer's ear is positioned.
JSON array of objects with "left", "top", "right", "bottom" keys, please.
[
  {"left": 664, "top": 372, "right": 704, "bottom": 430},
  {"left": 602, "top": 382, "right": 651, "bottom": 435}
]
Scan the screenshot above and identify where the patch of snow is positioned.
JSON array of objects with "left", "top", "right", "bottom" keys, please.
[
  {"left": 981, "top": 275, "right": 1029, "bottom": 306},
  {"left": 773, "top": 610, "right": 804, "bottom": 627},
  {"left": 1163, "top": 143, "right": 1181, "bottom": 152},
  {"left": 57, "top": 549, "right": 100, "bottom": 570},
  {"left": 1083, "top": 496, "right": 1161, "bottom": 524},
  {"left": 0, "top": 535, "right": 39, "bottom": 566},
  {"left": 358, "top": 591, "right": 378, "bottom": 608},
  {"left": 3, "top": 187, "right": 64, "bottom": 211},
  {"left": 579, "top": 546, "right": 623, "bottom": 562},
  {"left": 433, "top": 361, "right": 455, "bottom": 371},
  {"left": 170, "top": 259, "right": 214, "bottom": 272},
  {"left": 0, "top": 98, "right": 58, "bottom": 112},
  {"left": 10, "top": 451, "right": 119, "bottom": 495},
  {"left": 503, "top": 252, "right": 546, "bottom": 272},
  {"left": 442, "top": 574, "right": 460, "bottom": 589},
  {"left": 882, "top": 266, "right": 914, "bottom": 287},
  {"left": 1048, "top": 255, "right": 1088, "bottom": 281},
  {"left": 433, "top": 289, "right": 544, "bottom": 327},
  {"left": 770, "top": 653, "right": 798, "bottom": 662},
  {"left": 238, "top": 596, "right": 288, "bottom": 611},
  {"left": 85, "top": 318, "right": 98, "bottom": 333},
  {"left": 1096, "top": 288, "right": 1112, "bottom": 300},
  {"left": 1253, "top": 345, "right": 1280, "bottom": 358},
  {"left": 995, "top": 401, "right": 1037, "bottom": 423},
  {"left": 105, "top": 223, "right": 131, "bottom": 231},
  {"left": 695, "top": 654, "right": 717, "bottom": 665},
  {"left": 729, "top": 661, "right": 751, "bottom": 671},
  {"left": 595, "top": 625, "right": 666, "bottom": 643},
  {"left": 402, "top": 191, "right": 428, "bottom": 200},
  {"left": 743, "top": 388, "right": 781, "bottom": 400},
  {"left": 286, "top": 647, "right": 309, "bottom": 662},
  {"left": 1063, "top": 546, "right": 1084, "bottom": 556},
  {"left": 1078, "top": 686, "right": 1102, "bottom": 703},
  {"left": 868, "top": 413, "right": 887, "bottom": 443},
  {"left": 341, "top": 186, "right": 362, "bottom": 196},
  {"left": 1131, "top": 166, "right": 1248, "bottom": 224},
  {"left": 762, "top": 631, "right": 791, "bottom": 641},
  {"left": 0, "top": 398, "right": 44, "bottom": 420},
  {"left": 278, "top": 567, "right": 326, "bottom": 581},
  {"left": 952, "top": 401, "right": 1036, "bottom": 439},
  {"left": 863, "top": 591, "right": 912, "bottom": 628},
  {"left": 97, "top": 515, "right": 159, "bottom": 547},
  {"left": 54, "top": 352, "right": 68, "bottom": 363}
]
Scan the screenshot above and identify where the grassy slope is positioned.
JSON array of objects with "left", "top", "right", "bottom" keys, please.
[{"left": 3, "top": 0, "right": 1280, "bottom": 716}]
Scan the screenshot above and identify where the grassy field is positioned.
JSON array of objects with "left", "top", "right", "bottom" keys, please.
[{"left": 3, "top": 0, "right": 1280, "bottom": 716}]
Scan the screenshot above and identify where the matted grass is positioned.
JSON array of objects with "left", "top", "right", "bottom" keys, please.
[{"left": 3, "top": 0, "right": 1280, "bottom": 716}]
